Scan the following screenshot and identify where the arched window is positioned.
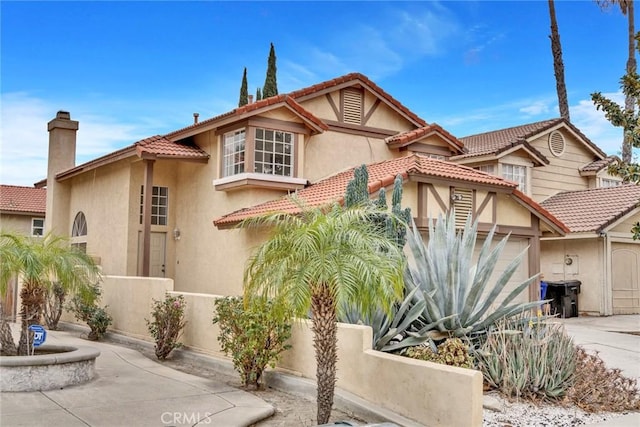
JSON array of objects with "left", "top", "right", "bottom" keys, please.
[{"left": 72, "top": 212, "right": 87, "bottom": 236}]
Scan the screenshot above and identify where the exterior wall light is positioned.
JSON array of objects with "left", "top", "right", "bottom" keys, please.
[{"left": 173, "top": 227, "right": 181, "bottom": 241}]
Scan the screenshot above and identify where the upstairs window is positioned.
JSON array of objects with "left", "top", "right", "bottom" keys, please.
[
  {"left": 254, "top": 129, "right": 293, "bottom": 176},
  {"left": 502, "top": 164, "right": 527, "bottom": 193},
  {"left": 139, "top": 186, "right": 168, "bottom": 226},
  {"left": 223, "top": 129, "right": 246, "bottom": 176},
  {"left": 477, "top": 164, "right": 496, "bottom": 174},
  {"left": 222, "top": 127, "right": 294, "bottom": 178},
  {"left": 600, "top": 178, "right": 621, "bottom": 188},
  {"left": 31, "top": 218, "right": 44, "bottom": 237}
]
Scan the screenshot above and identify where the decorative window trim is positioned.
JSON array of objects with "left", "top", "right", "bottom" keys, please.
[
  {"left": 31, "top": 218, "right": 44, "bottom": 237},
  {"left": 548, "top": 130, "right": 566, "bottom": 157}
]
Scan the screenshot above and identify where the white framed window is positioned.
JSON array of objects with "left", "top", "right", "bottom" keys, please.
[
  {"left": 31, "top": 218, "right": 44, "bottom": 237},
  {"left": 600, "top": 178, "right": 621, "bottom": 188},
  {"left": 71, "top": 212, "right": 87, "bottom": 253},
  {"left": 223, "top": 129, "right": 246, "bottom": 177},
  {"left": 254, "top": 128, "right": 293, "bottom": 176},
  {"left": 477, "top": 164, "right": 496, "bottom": 175},
  {"left": 139, "top": 186, "right": 168, "bottom": 226},
  {"left": 426, "top": 154, "right": 446, "bottom": 161},
  {"left": 502, "top": 164, "right": 527, "bottom": 192}
]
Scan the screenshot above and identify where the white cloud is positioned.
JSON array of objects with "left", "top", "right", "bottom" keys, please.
[
  {"left": 519, "top": 101, "right": 551, "bottom": 116},
  {"left": 0, "top": 92, "right": 151, "bottom": 186},
  {"left": 570, "top": 92, "right": 625, "bottom": 155}
]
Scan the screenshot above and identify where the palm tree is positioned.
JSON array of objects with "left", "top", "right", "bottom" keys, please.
[
  {"left": 596, "top": 0, "right": 636, "bottom": 162},
  {"left": 243, "top": 202, "right": 406, "bottom": 424},
  {"left": 548, "top": 0, "right": 570, "bottom": 120},
  {"left": 0, "top": 232, "right": 101, "bottom": 355}
]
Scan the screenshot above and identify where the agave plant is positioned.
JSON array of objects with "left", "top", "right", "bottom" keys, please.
[
  {"left": 405, "top": 212, "right": 543, "bottom": 343},
  {"left": 340, "top": 287, "right": 455, "bottom": 352}
]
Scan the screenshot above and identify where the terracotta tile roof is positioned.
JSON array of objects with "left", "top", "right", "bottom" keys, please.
[
  {"left": 167, "top": 72, "right": 426, "bottom": 138},
  {"left": 214, "top": 154, "right": 516, "bottom": 227},
  {"left": 135, "top": 135, "right": 210, "bottom": 159},
  {"left": 459, "top": 118, "right": 606, "bottom": 160},
  {"left": 385, "top": 123, "right": 465, "bottom": 152},
  {"left": 540, "top": 184, "right": 640, "bottom": 233},
  {"left": 0, "top": 185, "right": 46, "bottom": 214},
  {"left": 56, "top": 136, "right": 209, "bottom": 181},
  {"left": 580, "top": 156, "right": 619, "bottom": 173}
]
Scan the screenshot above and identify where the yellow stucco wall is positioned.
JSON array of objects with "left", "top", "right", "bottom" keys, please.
[{"left": 495, "top": 194, "right": 531, "bottom": 227}]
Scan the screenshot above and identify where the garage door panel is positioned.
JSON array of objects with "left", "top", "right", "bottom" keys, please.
[{"left": 477, "top": 237, "right": 530, "bottom": 306}]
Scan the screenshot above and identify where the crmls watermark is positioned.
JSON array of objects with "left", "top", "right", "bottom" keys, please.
[{"left": 161, "top": 412, "right": 213, "bottom": 425}]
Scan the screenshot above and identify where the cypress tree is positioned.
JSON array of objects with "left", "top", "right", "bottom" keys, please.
[
  {"left": 262, "top": 42, "right": 278, "bottom": 98},
  {"left": 238, "top": 67, "right": 249, "bottom": 107},
  {"left": 256, "top": 87, "right": 262, "bottom": 101}
]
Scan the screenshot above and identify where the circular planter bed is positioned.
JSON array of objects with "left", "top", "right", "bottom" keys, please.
[{"left": 0, "top": 345, "right": 100, "bottom": 392}]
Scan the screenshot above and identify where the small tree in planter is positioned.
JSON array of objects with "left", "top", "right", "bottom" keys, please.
[
  {"left": 212, "top": 296, "right": 291, "bottom": 389},
  {"left": 146, "top": 294, "right": 187, "bottom": 360}
]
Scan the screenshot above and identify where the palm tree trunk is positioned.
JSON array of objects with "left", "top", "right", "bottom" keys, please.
[
  {"left": 0, "top": 304, "right": 17, "bottom": 356},
  {"left": 622, "top": 0, "right": 636, "bottom": 163},
  {"left": 549, "top": 0, "right": 570, "bottom": 121},
  {"left": 311, "top": 285, "right": 338, "bottom": 425},
  {"left": 17, "top": 281, "right": 45, "bottom": 355}
]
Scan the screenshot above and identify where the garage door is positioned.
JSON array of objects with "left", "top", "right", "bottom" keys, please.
[
  {"left": 477, "top": 237, "right": 531, "bottom": 306},
  {"left": 612, "top": 242, "right": 640, "bottom": 314}
]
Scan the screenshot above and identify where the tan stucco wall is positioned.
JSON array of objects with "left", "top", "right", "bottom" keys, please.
[
  {"left": 495, "top": 194, "right": 531, "bottom": 227},
  {"left": 0, "top": 213, "right": 41, "bottom": 236},
  {"left": 540, "top": 238, "right": 604, "bottom": 315},
  {"left": 67, "top": 159, "right": 133, "bottom": 274},
  {"left": 63, "top": 276, "right": 482, "bottom": 427}
]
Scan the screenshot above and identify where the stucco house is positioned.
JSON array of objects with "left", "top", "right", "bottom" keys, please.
[
  {"left": 0, "top": 184, "right": 47, "bottom": 319},
  {"left": 449, "top": 119, "right": 639, "bottom": 315},
  {"left": 42, "top": 73, "right": 569, "bottom": 307}
]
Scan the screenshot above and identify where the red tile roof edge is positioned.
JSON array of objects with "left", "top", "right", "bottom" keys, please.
[
  {"left": 385, "top": 124, "right": 465, "bottom": 151},
  {"left": 167, "top": 72, "right": 427, "bottom": 138}
]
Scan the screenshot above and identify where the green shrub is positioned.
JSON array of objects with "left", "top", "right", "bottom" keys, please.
[
  {"left": 67, "top": 283, "right": 112, "bottom": 341},
  {"left": 212, "top": 296, "right": 291, "bottom": 389},
  {"left": 405, "top": 337, "right": 474, "bottom": 369},
  {"left": 476, "top": 316, "right": 576, "bottom": 401},
  {"left": 146, "top": 294, "right": 187, "bottom": 360}
]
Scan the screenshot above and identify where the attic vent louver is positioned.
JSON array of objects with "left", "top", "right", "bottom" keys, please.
[
  {"left": 549, "top": 130, "right": 565, "bottom": 157},
  {"left": 342, "top": 88, "right": 363, "bottom": 125},
  {"left": 452, "top": 188, "right": 473, "bottom": 229}
]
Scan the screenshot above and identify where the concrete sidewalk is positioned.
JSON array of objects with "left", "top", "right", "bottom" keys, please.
[
  {"left": 560, "top": 314, "right": 640, "bottom": 427},
  {"left": 0, "top": 329, "right": 274, "bottom": 427}
]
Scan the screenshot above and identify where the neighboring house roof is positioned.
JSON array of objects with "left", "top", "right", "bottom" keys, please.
[
  {"left": 214, "top": 154, "right": 567, "bottom": 234},
  {"left": 0, "top": 185, "right": 46, "bottom": 214},
  {"left": 579, "top": 156, "right": 620, "bottom": 175},
  {"left": 385, "top": 124, "right": 466, "bottom": 153},
  {"left": 540, "top": 184, "right": 640, "bottom": 233},
  {"left": 457, "top": 118, "right": 607, "bottom": 161},
  {"left": 56, "top": 136, "right": 209, "bottom": 181}
]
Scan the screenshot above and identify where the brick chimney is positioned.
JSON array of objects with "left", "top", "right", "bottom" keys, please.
[{"left": 45, "top": 111, "right": 78, "bottom": 235}]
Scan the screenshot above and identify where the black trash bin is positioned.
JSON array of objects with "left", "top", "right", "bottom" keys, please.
[{"left": 543, "top": 280, "right": 581, "bottom": 318}]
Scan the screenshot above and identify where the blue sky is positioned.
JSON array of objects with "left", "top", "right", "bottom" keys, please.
[{"left": 1, "top": 0, "right": 636, "bottom": 186}]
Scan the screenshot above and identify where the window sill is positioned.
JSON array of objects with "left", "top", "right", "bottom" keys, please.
[{"left": 213, "top": 173, "right": 307, "bottom": 191}]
